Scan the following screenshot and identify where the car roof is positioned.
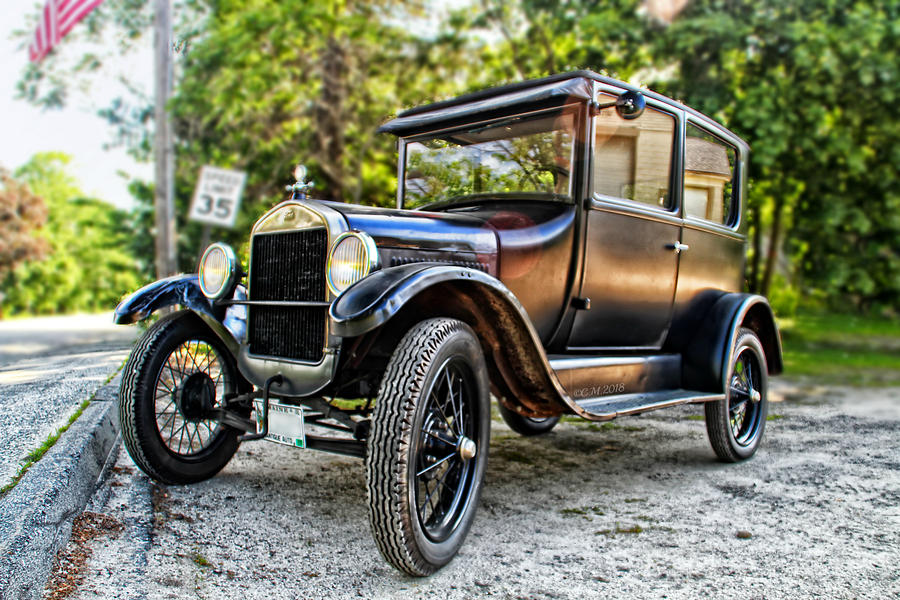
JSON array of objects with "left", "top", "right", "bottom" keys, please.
[{"left": 379, "top": 70, "right": 747, "bottom": 151}]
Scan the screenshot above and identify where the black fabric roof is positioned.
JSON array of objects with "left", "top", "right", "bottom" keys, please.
[
  {"left": 378, "top": 75, "right": 592, "bottom": 136},
  {"left": 378, "top": 70, "right": 748, "bottom": 152}
]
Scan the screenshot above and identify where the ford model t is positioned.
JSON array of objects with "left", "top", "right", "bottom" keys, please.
[{"left": 115, "top": 71, "right": 782, "bottom": 576}]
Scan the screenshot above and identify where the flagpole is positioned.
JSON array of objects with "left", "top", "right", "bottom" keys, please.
[{"left": 153, "top": 0, "right": 176, "bottom": 278}]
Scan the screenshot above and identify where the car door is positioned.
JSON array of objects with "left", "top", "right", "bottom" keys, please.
[
  {"left": 567, "top": 91, "right": 682, "bottom": 350},
  {"left": 667, "top": 120, "right": 747, "bottom": 345}
]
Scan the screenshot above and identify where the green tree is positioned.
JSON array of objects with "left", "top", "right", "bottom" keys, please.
[
  {"left": 2, "top": 153, "right": 144, "bottom": 315},
  {"left": 470, "top": 0, "right": 653, "bottom": 82},
  {"left": 652, "top": 0, "right": 900, "bottom": 311}
]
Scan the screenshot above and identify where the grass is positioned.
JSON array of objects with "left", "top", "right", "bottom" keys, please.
[
  {"left": 595, "top": 523, "right": 644, "bottom": 536},
  {"left": 779, "top": 312, "right": 900, "bottom": 386},
  {"left": 192, "top": 552, "right": 212, "bottom": 568},
  {"left": 560, "top": 505, "right": 605, "bottom": 517}
]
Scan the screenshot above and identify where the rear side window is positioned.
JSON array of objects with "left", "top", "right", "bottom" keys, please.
[
  {"left": 684, "top": 124, "right": 737, "bottom": 226},
  {"left": 593, "top": 93, "right": 676, "bottom": 210}
]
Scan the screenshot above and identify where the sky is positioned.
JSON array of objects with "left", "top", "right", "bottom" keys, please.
[{"left": 1, "top": 1, "right": 152, "bottom": 210}]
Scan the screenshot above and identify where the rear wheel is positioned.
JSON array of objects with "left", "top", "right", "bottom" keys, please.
[
  {"left": 119, "top": 311, "right": 243, "bottom": 484},
  {"left": 705, "top": 328, "right": 768, "bottom": 462},
  {"left": 366, "top": 318, "right": 490, "bottom": 576},
  {"left": 498, "top": 403, "right": 560, "bottom": 436}
]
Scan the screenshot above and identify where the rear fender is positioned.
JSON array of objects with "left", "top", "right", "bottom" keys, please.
[
  {"left": 682, "top": 293, "right": 783, "bottom": 392},
  {"left": 114, "top": 274, "right": 243, "bottom": 355}
]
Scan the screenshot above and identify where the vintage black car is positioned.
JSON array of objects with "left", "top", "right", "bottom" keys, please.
[{"left": 115, "top": 71, "right": 782, "bottom": 576}]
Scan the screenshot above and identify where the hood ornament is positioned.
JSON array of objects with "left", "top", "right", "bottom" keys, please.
[{"left": 285, "top": 164, "right": 315, "bottom": 199}]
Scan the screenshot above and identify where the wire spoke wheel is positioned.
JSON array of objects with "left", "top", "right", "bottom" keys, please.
[
  {"left": 728, "top": 349, "right": 762, "bottom": 446},
  {"left": 366, "top": 318, "right": 490, "bottom": 576},
  {"left": 705, "top": 328, "right": 769, "bottom": 462},
  {"left": 154, "top": 339, "right": 230, "bottom": 456},
  {"left": 414, "top": 359, "right": 478, "bottom": 542},
  {"left": 119, "top": 311, "right": 244, "bottom": 485}
]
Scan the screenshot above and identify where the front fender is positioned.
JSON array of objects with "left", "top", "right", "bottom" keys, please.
[
  {"left": 330, "top": 264, "right": 510, "bottom": 338},
  {"left": 331, "top": 264, "right": 579, "bottom": 417},
  {"left": 114, "top": 274, "right": 243, "bottom": 355},
  {"left": 114, "top": 274, "right": 213, "bottom": 324}
]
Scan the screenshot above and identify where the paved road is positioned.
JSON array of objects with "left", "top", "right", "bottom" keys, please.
[
  {"left": 51, "top": 381, "right": 900, "bottom": 600},
  {"left": 0, "top": 313, "right": 138, "bottom": 489}
]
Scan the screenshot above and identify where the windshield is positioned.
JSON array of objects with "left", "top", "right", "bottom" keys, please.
[{"left": 402, "top": 111, "right": 576, "bottom": 209}]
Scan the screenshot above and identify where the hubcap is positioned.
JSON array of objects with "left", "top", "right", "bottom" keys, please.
[
  {"left": 175, "top": 372, "right": 216, "bottom": 422},
  {"left": 457, "top": 436, "right": 477, "bottom": 461}
]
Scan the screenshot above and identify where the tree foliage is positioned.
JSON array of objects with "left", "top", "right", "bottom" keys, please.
[
  {"left": 1, "top": 154, "right": 143, "bottom": 316},
  {"left": 653, "top": 0, "right": 900, "bottom": 311}
]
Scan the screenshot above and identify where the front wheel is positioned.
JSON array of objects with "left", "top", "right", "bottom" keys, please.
[
  {"left": 366, "top": 318, "right": 490, "bottom": 576},
  {"left": 119, "top": 311, "right": 243, "bottom": 485},
  {"left": 705, "top": 328, "right": 768, "bottom": 462}
]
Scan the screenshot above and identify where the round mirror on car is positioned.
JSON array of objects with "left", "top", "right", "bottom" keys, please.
[{"left": 616, "top": 90, "right": 646, "bottom": 120}]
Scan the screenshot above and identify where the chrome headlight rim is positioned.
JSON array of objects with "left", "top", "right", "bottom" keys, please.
[
  {"left": 326, "top": 231, "right": 378, "bottom": 296},
  {"left": 198, "top": 242, "right": 238, "bottom": 300}
]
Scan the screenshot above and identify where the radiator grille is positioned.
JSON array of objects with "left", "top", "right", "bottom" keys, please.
[
  {"left": 250, "top": 229, "right": 327, "bottom": 301},
  {"left": 248, "top": 229, "right": 328, "bottom": 362},
  {"left": 248, "top": 306, "right": 326, "bottom": 362}
]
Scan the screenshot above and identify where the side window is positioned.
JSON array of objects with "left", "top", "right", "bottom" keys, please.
[
  {"left": 684, "top": 124, "right": 737, "bottom": 225},
  {"left": 593, "top": 93, "right": 675, "bottom": 209}
]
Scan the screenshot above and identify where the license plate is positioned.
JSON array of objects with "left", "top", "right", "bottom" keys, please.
[{"left": 253, "top": 399, "right": 306, "bottom": 448}]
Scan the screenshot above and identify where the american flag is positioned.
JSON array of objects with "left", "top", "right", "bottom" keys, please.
[{"left": 28, "top": 0, "right": 106, "bottom": 63}]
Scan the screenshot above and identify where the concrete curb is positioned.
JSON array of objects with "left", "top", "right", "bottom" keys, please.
[{"left": 0, "top": 372, "right": 122, "bottom": 600}]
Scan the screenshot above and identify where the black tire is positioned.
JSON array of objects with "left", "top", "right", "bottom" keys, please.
[
  {"left": 705, "top": 328, "right": 768, "bottom": 462},
  {"left": 119, "top": 310, "right": 242, "bottom": 485},
  {"left": 498, "top": 402, "right": 560, "bottom": 436},
  {"left": 366, "top": 318, "right": 490, "bottom": 576}
]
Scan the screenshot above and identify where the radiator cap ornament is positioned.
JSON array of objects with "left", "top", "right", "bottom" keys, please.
[{"left": 286, "top": 164, "right": 315, "bottom": 199}]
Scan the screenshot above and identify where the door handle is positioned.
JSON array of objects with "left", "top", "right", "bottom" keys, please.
[{"left": 667, "top": 241, "right": 689, "bottom": 254}]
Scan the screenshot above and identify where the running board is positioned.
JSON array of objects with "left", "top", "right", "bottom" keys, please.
[
  {"left": 548, "top": 354, "right": 722, "bottom": 420},
  {"left": 575, "top": 389, "right": 724, "bottom": 420},
  {"left": 549, "top": 354, "right": 682, "bottom": 399}
]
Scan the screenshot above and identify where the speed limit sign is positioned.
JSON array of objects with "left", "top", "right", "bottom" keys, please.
[{"left": 189, "top": 166, "right": 247, "bottom": 228}]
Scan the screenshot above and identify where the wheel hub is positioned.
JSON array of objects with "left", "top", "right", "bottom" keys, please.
[
  {"left": 457, "top": 436, "right": 477, "bottom": 461},
  {"left": 175, "top": 372, "right": 216, "bottom": 422}
]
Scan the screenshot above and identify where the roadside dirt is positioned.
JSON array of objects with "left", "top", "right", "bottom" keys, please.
[{"left": 50, "top": 380, "right": 900, "bottom": 599}]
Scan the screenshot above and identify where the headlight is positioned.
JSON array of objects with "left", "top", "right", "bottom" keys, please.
[
  {"left": 198, "top": 243, "right": 238, "bottom": 300},
  {"left": 326, "top": 232, "right": 378, "bottom": 295}
]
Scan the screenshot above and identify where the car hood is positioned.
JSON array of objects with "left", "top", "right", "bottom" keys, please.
[{"left": 320, "top": 201, "right": 499, "bottom": 259}]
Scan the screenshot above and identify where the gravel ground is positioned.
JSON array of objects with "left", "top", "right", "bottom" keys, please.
[{"left": 50, "top": 380, "right": 899, "bottom": 600}]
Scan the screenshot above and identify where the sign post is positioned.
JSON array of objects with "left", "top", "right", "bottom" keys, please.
[{"left": 154, "top": 0, "right": 177, "bottom": 278}]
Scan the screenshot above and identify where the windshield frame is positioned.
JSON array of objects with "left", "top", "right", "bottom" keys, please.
[{"left": 396, "top": 105, "right": 584, "bottom": 210}]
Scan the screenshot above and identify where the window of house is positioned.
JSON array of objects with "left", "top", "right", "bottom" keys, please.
[
  {"left": 593, "top": 93, "right": 675, "bottom": 209},
  {"left": 684, "top": 124, "right": 737, "bottom": 225}
]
